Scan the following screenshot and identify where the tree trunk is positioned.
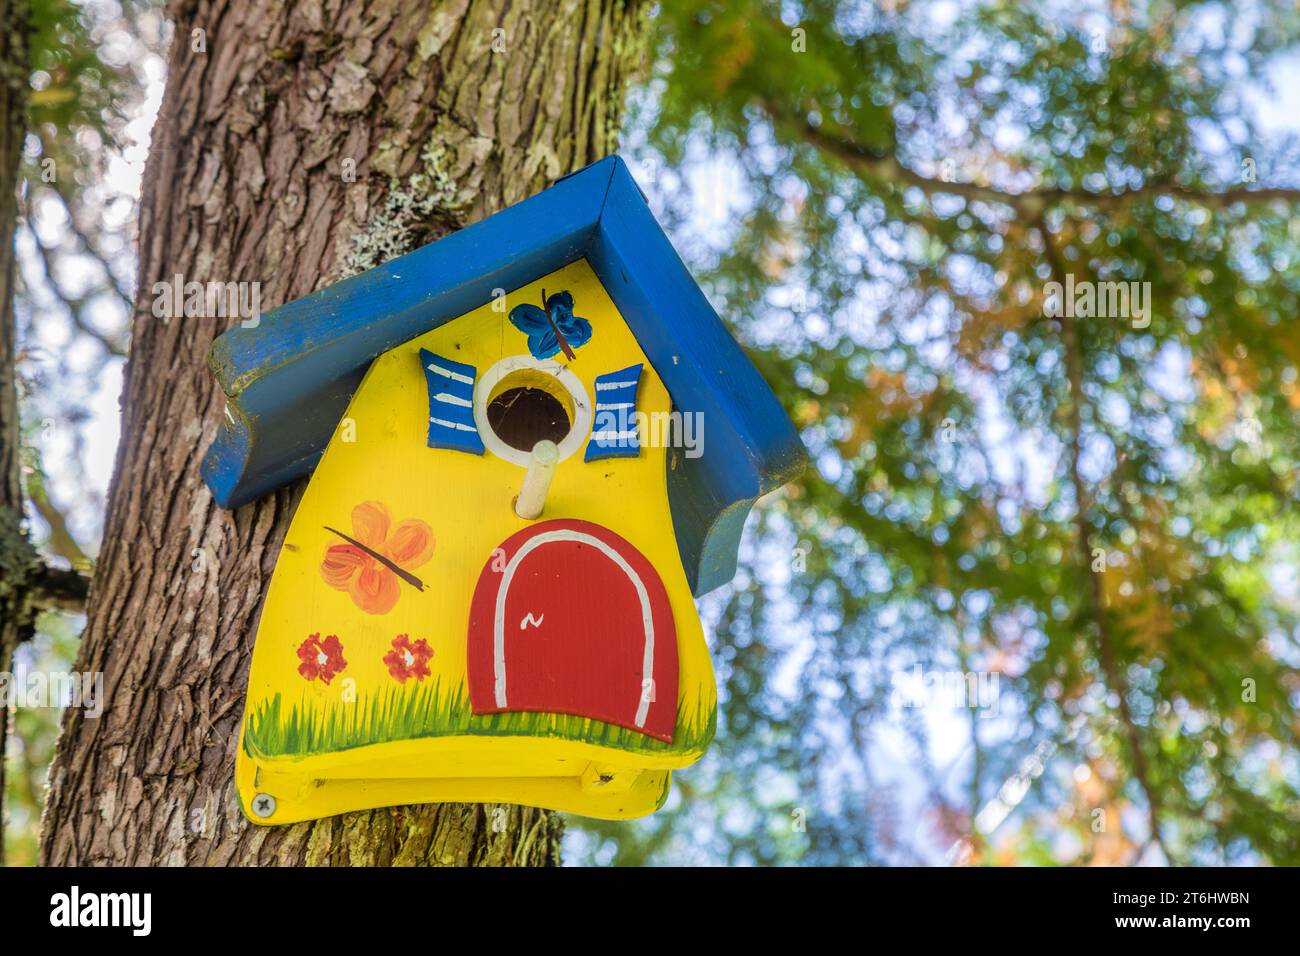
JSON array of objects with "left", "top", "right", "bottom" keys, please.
[
  {"left": 40, "top": 0, "right": 646, "bottom": 866},
  {"left": 0, "top": 0, "right": 31, "bottom": 868}
]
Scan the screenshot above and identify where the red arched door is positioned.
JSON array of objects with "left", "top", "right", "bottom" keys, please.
[{"left": 467, "top": 519, "right": 678, "bottom": 743}]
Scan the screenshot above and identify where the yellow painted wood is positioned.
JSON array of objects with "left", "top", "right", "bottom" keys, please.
[
  {"left": 580, "top": 763, "right": 641, "bottom": 795},
  {"left": 236, "top": 259, "right": 716, "bottom": 824}
]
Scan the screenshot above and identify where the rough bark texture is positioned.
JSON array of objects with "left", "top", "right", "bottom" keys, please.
[
  {"left": 0, "top": 0, "right": 31, "bottom": 868},
  {"left": 40, "top": 0, "right": 646, "bottom": 865}
]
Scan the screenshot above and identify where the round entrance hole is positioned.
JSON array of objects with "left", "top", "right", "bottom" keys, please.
[
  {"left": 474, "top": 357, "right": 591, "bottom": 466},
  {"left": 486, "top": 385, "right": 572, "bottom": 453}
]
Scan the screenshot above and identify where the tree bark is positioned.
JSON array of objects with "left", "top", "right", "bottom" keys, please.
[
  {"left": 40, "top": 0, "right": 646, "bottom": 866},
  {"left": 0, "top": 0, "right": 31, "bottom": 868}
]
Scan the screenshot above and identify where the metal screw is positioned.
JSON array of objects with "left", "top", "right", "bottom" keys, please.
[{"left": 252, "top": 793, "right": 277, "bottom": 818}]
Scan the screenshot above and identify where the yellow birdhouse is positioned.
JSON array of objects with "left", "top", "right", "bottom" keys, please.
[{"left": 203, "top": 158, "right": 805, "bottom": 825}]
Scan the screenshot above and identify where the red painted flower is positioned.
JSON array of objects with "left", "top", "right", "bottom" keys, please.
[
  {"left": 384, "top": 634, "right": 433, "bottom": 684},
  {"left": 297, "top": 633, "right": 347, "bottom": 685}
]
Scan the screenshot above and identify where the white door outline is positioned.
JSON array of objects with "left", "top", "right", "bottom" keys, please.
[{"left": 493, "top": 529, "right": 656, "bottom": 728}]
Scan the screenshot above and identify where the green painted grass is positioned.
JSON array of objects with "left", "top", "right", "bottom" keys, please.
[{"left": 244, "top": 678, "right": 715, "bottom": 761}]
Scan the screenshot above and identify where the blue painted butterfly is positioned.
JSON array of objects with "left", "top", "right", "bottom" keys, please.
[{"left": 508, "top": 289, "right": 593, "bottom": 360}]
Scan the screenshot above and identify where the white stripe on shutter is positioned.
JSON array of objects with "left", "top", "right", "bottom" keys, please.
[
  {"left": 421, "top": 348, "right": 484, "bottom": 454},
  {"left": 586, "top": 363, "right": 643, "bottom": 461}
]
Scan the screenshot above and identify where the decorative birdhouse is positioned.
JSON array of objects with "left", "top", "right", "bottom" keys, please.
[{"left": 203, "top": 157, "right": 806, "bottom": 825}]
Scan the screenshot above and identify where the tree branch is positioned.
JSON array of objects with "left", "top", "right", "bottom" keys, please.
[
  {"left": 1036, "top": 214, "right": 1171, "bottom": 863},
  {"left": 37, "top": 137, "right": 136, "bottom": 309},
  {"left": 766, "top": 103, "right": 1300, "bottom": 214},
  {"left": 27, "top": 472, "right": 93, "bottom": 570},
  {"left": 27, "top": 223, "right": 129, "bottom": 357},
  {"left": 28, "top": 561, "right": 90, "bottom": 612}
]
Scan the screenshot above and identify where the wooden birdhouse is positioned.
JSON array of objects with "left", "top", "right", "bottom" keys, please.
[{"left": 203, "top": 157, "right": 806, "bottom": 825}]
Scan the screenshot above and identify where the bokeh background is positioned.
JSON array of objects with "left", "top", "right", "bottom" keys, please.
[{"left": 5, "top": 0, "right": 1300, "bottom": 865}]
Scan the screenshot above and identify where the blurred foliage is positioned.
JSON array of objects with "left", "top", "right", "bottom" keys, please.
[
  {"left": 2, "top": 613, "right": 81, "bottom": 865},
  {"left": 19, "top": 0, "right": 140, "bottom": 360},
  {"left": 571, "top": 0, "right": 1300, "bottom": 865},
  {"left": 28, "top": 0, "right": 126, "bottom": 139},
  {"left": 3, "top": 0, "right": 154, "bottom": 862}
]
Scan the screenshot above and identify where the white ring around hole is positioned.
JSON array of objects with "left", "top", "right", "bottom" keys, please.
[{"left": 473, "top": 354, "right": 592, "bottom": 467}]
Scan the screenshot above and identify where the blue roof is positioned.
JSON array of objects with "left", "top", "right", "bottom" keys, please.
[{"left": 202, "top": 156, "right": 806, "bottom": 595}]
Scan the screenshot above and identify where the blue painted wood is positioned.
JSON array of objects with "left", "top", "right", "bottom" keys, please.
[
  {"left": 588, "top": 161, "right": 808, "bottom": 593},
  {"left": 508, "top": 290, "right": 594, "bottom": 360},
  {"left": 586, "top": 363, "right": 643, "bottom": 461},
  {"left": 202, "top": 158, "right": 615, "bottom": 509},
  {"left": 201, "top": 154, "right": 807, "bottom": 595},
  {"left": 421, "top": 349, "right": 484, "bottom": 454}
]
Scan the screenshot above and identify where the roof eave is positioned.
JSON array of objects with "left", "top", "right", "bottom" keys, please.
[
  {"left": 202, "top": 158, "right": 618, "bottom": 509},
  {"left": 201, "top": 155, "right": 808, "bottom": 596}
]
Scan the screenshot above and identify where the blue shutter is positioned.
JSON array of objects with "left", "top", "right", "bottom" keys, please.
[
  {"left": 421, "top": 348, "right": 484, "bottom": 454},
  {"left": 586, "top": 363, "right": 643, "bottom": 461}
]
